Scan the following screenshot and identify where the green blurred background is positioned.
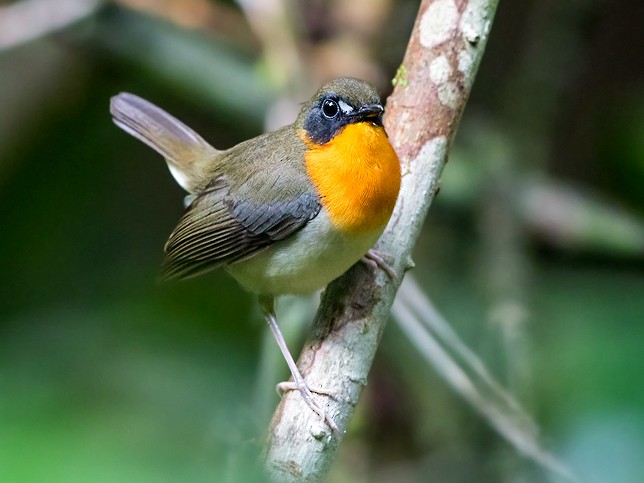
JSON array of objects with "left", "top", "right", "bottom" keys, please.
[{"left": 1, "top": 0, "right": 643, "bottom": 481}]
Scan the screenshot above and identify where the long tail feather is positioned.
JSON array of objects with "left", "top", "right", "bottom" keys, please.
[{"left": 110, "top": 93, "right": 217, "bottom": 192}]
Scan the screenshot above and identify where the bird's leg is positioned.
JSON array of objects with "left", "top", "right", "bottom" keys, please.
[
  {"left": 259, "top": 295, "right": 339, "bottom": 434},
  {"left": 362, "top": 248, "right": 397, "bottom": 279}
]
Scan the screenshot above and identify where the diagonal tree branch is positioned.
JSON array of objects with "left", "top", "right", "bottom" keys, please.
[{"left": 263, "top": 0, "right": 500, "bottom": 480}]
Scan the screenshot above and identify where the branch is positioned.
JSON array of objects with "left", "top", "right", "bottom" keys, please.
[
  {"left": 263, "top": 0, "right": 500, "bottom": 480},
  {"left": 393, "top": 275, "right": 577, "bottom": 482}
]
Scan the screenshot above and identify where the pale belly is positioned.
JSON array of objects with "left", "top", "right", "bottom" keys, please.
[{"left": 226, "top": 210, "right": 383, "bottom": 296}]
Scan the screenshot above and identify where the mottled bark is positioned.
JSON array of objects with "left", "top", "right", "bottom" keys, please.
[{"left": 264, "top": 0, "right": 500, "bottom": 480}]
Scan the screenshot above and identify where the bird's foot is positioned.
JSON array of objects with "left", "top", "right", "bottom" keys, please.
[
  {"left": 276, "top": 380, "right": 340, "bottom": 434},
  {"left": 362, "top": 249, "right": 397, "bottom": 279}
]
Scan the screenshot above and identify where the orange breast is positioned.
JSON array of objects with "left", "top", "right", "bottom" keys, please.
[{"left": 302, "top": 123, "right": 401, "bottom": 235}]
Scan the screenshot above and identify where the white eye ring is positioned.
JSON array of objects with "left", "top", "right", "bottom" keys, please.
[{"left": 322, "top": 99, "right": 339, "bottom": 118}]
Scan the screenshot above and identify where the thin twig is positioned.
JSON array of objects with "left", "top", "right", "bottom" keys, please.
[
  {"left": 392, "top": 275, "right": 577, "bottom": 482},
  {"left": 396, "top": 275, "right": 537, "bottom": 434}
]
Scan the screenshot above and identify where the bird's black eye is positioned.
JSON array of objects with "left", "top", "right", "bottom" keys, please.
[{"left": 322, "top": 99, "right": 339, "bottom": 118}]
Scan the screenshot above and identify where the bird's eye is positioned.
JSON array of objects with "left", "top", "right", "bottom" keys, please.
[{"left": 322, "top": 99, "right": 339, "bottom": 118}]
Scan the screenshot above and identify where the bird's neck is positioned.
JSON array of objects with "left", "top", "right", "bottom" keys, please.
[{"left": 302, "top": 123, "right": 401, "bottom": 235}]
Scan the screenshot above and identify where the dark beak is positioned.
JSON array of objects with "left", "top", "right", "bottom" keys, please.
[{"left": 352, "top": 104, "right": 384, "bottom": 124}]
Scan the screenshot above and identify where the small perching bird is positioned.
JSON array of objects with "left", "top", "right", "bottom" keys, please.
[{"left": 110, "top": 77, "right": 401, "bottom": 433}]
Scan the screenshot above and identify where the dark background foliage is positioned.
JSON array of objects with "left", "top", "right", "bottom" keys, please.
[{"left": 1, "top": 0, "right": 643, "bottom": 481}]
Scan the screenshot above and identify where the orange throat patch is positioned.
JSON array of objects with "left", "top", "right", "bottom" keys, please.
[{"left": 302, "top": 123, "right": 401, "bottom": 235}]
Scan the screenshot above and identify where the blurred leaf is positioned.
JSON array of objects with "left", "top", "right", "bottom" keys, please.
[{"left": 95, "top": 5, "right": 272, "bottom": 125}]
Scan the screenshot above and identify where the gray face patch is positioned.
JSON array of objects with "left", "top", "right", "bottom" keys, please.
[{"left": 303, "top": 79, "right": 384, "bottom": 145}]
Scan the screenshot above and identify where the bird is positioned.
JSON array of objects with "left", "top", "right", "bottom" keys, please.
[{"left": 110, "top": 77, "right": 401, "bottom": 433}]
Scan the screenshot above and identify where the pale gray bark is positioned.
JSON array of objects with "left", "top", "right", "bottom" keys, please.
[{"left": 263, "top": 0, "right": 500, "bottom": 480}]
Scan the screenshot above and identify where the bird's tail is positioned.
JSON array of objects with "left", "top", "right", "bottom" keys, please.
[{"left": 110, "top": 93, "right": 217, "bottom": 193}]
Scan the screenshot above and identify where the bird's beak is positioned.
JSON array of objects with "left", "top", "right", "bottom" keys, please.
[{"left": 353, "top": 104, "right": 384, "bottom": 124}]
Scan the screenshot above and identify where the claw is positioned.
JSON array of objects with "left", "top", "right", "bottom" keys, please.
[
  {"left": 260, "top": 295, "right": 340, "bottom": 435},
  {"left": 277, "top": 380, "right": 340, "bottom": 434},
  {"left": 362, "top": 248, "right": 397, "bottom": 279},
  {"left": 276, "top": 381, "right": 334, "bottom": 398}
]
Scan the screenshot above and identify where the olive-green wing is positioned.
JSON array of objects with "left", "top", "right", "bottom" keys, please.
[{"left": 160, "top": 177, "right": 321, "bottom": 281}]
